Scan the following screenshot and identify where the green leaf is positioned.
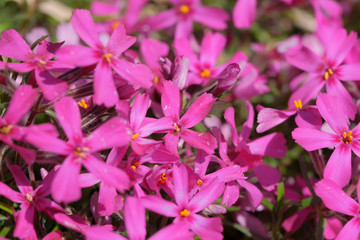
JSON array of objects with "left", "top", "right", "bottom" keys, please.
[
  {"left": 0, "top": 226, "right": 10, "bottom": 237},
  {"left": 0, "top": 203, "right": 12, "bottom": 215},
  {"left": 261, "top": 197, "right": 274, "bottom": 211},
  {"left": 277, "top": 182, "right": 285, "bottom": 205},
  {"left": 233, "top": 223, "right": 252, "bottom": 237}
]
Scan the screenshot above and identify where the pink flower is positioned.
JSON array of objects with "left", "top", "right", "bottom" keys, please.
[
  {"left": 146, "top": 0, "right": 229, "bottom": 39},
  {"left": 56, "top": 9, "right": 153, "bottom": 107},
  {"left": 233, "top": 0, "right": 257, "bottom": 29}
]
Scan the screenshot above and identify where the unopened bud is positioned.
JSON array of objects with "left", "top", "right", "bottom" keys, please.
[
  {"left": 212, "top": 63, "right": 241, "bottom": 96},
  {"left": 172, "top": 56, "right": 189, "bottom": 90}
]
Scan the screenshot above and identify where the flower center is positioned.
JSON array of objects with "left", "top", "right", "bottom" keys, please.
[
  {"left": 102, "top": 53, "right": 113, "bottom": 63},
  {"left": 131, "top": 161, "right": 140, "bottom": 170},
  {"left": 78, "top": 99, "right": 88, "bottom": 109},
  {"left": 74, "top": 146, "right": 89, "bottom": 158},
  {"left": 200, "top": 69, "right": 211, "bottom": 78},
  {"left": 197, "top": 179, "right": 203, "bottom": 186},
  {"left": 111, "top": 21, "right": 121, "bottom": 31},
  {"left": 26, "top": 193, "right": 34, "bottom": 203},
  {"left": 293, "top": 100, "right": 303, "bottom": 110},
  {"left": 132, "top": 133, "right": 139, "bottom": 140},
  {"left": 323, "top": 68, "right": 334, "bottom": 81},
  {"left": 179, "top": 5, "right": 190, "bottom": 14},
  {"left": 179, "top": 208, "right": 190, "bottom": 217},
  {"left": 153, "top": 75, "right": 159, "bottom": 84},
  {"left": 342, "top": 131, "right": 353, "bottom": 144},
  {"left": 159, "top": 173, "right": 168, "bottom": 184},
  {"left": 174, "top": 123, "right": 181, "bottom": 133},
  {"left": 0, "top": 125, "right": 13, "bottom": 134}
]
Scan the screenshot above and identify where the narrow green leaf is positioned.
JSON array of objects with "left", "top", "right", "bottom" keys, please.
[
  {"left": 0, "top": 226, "right": 10, "bottom": 237},
  {"left": 0, "top": 203, "right": 12, "bottom": 215},
  {"left": 233, "top": 223, "right": 252, "bottom": 237},
  {"left": 261, "top": 197, "right": 274, "bottom": 211},
  {"left": 277, "top": 182, "right": 285, "bottom": 204}
]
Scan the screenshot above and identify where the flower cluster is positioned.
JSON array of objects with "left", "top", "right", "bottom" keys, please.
[{"left": 0, "top": 0, "right": 360, "bottom": 239}]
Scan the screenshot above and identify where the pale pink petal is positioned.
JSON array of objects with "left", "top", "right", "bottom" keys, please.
[
  {"left": 141, "top": 195, "right": 178, "bottom": 217},
  {"left": 54, "top": 96, "right": 82, "bottom": 144},
  {"left": 328, "top": 30, "right": 357, "bottom": 67},
  {"left": 189, "top": 179, "right": 224, "bottom": 213},
  {"left": 326, "top": 78, "right": 356, "bottom": 120},
  {"left": 4, "top": 85, "right": 38, "bottom": 125},
  {"left": 35, "top": 69, "right": 67, "bottom": 100},
  {"left": 124, "top": 196, "right": 146, "bottom": 240},
  {"left": 0, "top": 182, "right": 23, "bottom": 203},
  {"left": 315, "top": 179, "right": 359, "bottom": 216},
  {"left": 43, "top": 230, "right": 63, "bottom": 240},
  {"left": 93, "top": 60, "right": 118, "bottom": 107},
  {"left": 52, "top": 156, "right": 82, "bottom": 203},
  {"left": 316, "top": 93, "right": 349, "bottom": 135},
  {"left": 190, "top": 215, "right": 223, "bottom": 240},
  {"left": 222, "top": 181, "right": 239, "bottom": 207},
  {"left": 85, "top": 117, "right": 130, "bottom": 151},
  {"left": 286, "top": 47, "right": 323, "bottom": 73},
  {"left": 181, "top": 129, "right": 217, "bottom": 154},
  {"left": 13, "top": 204, "right": 37, "bottom": 240},
  {"left": 56, "top": 45, "right": 99, "bottom": 66},
  {"left": 337, "top": 63, "right": 360, "bottom": 81},
  {"left": 193, "top": 6, "right": 229, "bottom": 30},
  {"left": 180, "top": 93, "right": 216, "bottom": 129},
  {"left": 0, "top": 29, "right": 33, "bottom": 61},
  {"left": 98, "top": 183, "right": 123, "bottom": 216},
  {"left": 140, "top": 38, "right": 169, "bottom": 69},
  {"left": 161, "top": 81, "right": 180, "bottom": 121},
  {"left": 324, "top": 144, "right": 352, "bottom": 188},
  {"left": 111, "top": 59, "right": 153, "bottom": 89},
  {"left": 90, "top": 1, "right": 121, "bottom": 16},
  {"left": 79, "top": 173, "right": 100, "bottom": 188},
  {"left": 107, "top": 24, "right": 136, "bottom": 56},
  {"left": 71, "top": 9, "right": 101, "bottom": 48},
  {"left": 288, "top": 75, "right": 324, "bottom": 108},
  {"left": 130, "top": 93, "right": 150, "bottom": 131},
  {"left": 233, "top": 0, "right": 256, "bottom": 29},
  {"left": 147, "top": 9, "right": 177, "bottom": 31},
  {"left": 335, "top": 217, "right": 360, "bottom": 240},
  {"left": 256, "top": 108, "right": 295, "bottom": 133},
  {"left": 292, "top": 128, "right": 339, "bottom": 151},
  {"left": 248, "top": 133, "right": 287, "bottom": 158},
  {"left": 7, "top": 164, "right": 32, "bottom": 195},
  {"left": 83, "top": 155, "right": 130, "bottom": 193},
  {"left": 200, "top": 32, "right": 226, "bottom": 67},
  {"left": 173, "top": 38, "right": 197, "bottom": 63},
  {"left": 174, "top": 18, "right": 193, "bottom": 40},
  {"left": 238, "top": 180, "right": 263, "bottom": 211},
  {"left": 86, "top": 226, "right": 127, "bottom": 240},
  {"left": 149, "top": 222, "right": 193, "bottom": 240},
  {"left": 324, "top": 217, "right": 342, "bottom": 240}
]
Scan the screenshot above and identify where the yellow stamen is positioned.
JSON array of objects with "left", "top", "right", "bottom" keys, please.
[
  {"left": 132, "top": 133, "right": 139, "bottom": 140},
  {"left": 78, "top": 99, "right": 88, "bottom": 109},
  {"left": 102, "top": 53, "right": 113, "bottom": 63},
  {"left": 38, "top": 60, "right": 46, "bottom": 65},
  {"left": 131, "top": 161, "right": 140, "bottom": 169},
  {"left": 179, "top": 5, "right": 190, "bottom": 14},
  {"left": 26, "top": 193, "right": 33, "bottom": 203},
  {"left": 200, "top": 69, "right": 211, "bottom": 78},
  {"left": 293, "top": 100, "right": 303, "bottom": 110},
  {"left": 342, "top": 131, "right": 353, "bottom": 144},
  {"left": 111, "top": 21, "right": 121, "bottom": 31},
  {"left": 159, "top": 172, "right": 168, "bottom": 184},
  {"left": 74, "top": 146, "right": 88, "bottom": 158},
  {"left": 174, "top": 123, "right": 181, "bottom": 132},
  {"left": 179, "top": 208, "right": 190, "bottom": 217},
  {"left": 197, "top": 179, "right": 203, "bottom": 186},
  {"left": 154, "top": 75, "right": 159, "bottom": 84},
  {"left": 324, "top": 68, "right": 334, "bottom": 81},
  {"left": 0, "top": 125, "right": 13, "bottom": 134}
]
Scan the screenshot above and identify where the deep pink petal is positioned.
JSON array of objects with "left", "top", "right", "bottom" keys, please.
[
  {"left": 9, "top": 144, "right": 36, "bottom": 165},
  {"left": 190, "top": 215, "right": 223, "bottom": 240},
  {"left": 124, "top": 196, "right": 146, "bottom": 240},
  {"left": 0, "top": 182, "right": 23, "bottom": 203},
  {"left": 327, "top": 30, "right": 357, "bottom": 67},
  {"left": 172, "top": 164, "right": 189, "bottom": 207},
  {"left": 43, "top": 230, "right": 63, "bottom": 240},
  {"left": 200, "top": 32, "right": 226, "bottom": 67},
  {"left": 286, "top": 47, "right": 323, "bottom": 73},
  {"left": 147, "top": 9, "right": 177, "bottom": 31},
  {"left": 0, "top": 29, "right": 33, "bottom": 61},
  {"left": 193, "top": 6, "right": 229, "bottom": 30},
  {"left": 79, "top": 173, "right": 100, "bottom": 188},
  {"left": 149, "top": 222, "right": 193, "bottom": 240},
  {"left": 315, "top": 179, "right": 359, "bottom": 216},
  {"left": 253, "top": 164, "right": 281, "bottom": 192},
  {"left": 7, "top": 62, "right": 34, "bottom": 72},
  {"left": 107, "top": 24, "right": 136, "bottom": 56},
  {"left": 111, "top": 59, "right": 153, "bottom": 88},
  {"left": 35, "top": 69, "right": 67, "bottom": 101},
  {"left": 98, "top": 183, "right": 123, "bottom": 216},
  {"left": 180, "top": 93, "right": 216, "bottom": 129},
  {"left": 282, "top": 208, "right": 311, "bottom": 233},
  {"left": 85, "top": 117, "right": 130, "bottom": 151},
  {"left": 295, "top": 107, "right": 322, "bottom": 130},
  {"left": 224, "top": 107, "right": 239, "bottom": 146},
  {"left": 56, "top": 45, "right": 99, "bottom": 66},
  {"left": 238, "top": 180, "right": 263, "bottom": 211},
  {"left": 71, "top": 9, "right": 101, "bottom": 48},
  {"left": 335, "top": 217, "right": 360, "bottom": 240},
  {"left": 7, "top": 164, "right": 32, "bottom": 195},
  {"left": 236, "top": 210, "right": 270, "bottom": 238},
  {"left": 4, "top": 85, "right": 38, "bottom": 125},
  {"left": 141, "top": 195, "right": 178, "bottom": 217},
  {"left": 163, "top": 132, "right": 180, "bottom": 156},
  {"left": 161, "top": 81, "right": 180, "bottom": 121},
  {"left": 173, "top": 38, "right": 197, "bottom": 63},
  {"left": 292, "top": 128, "right": 339, "bottom": 151},
  {"left": 337, "top": 63, "right": 360, "bottom": 81},
  {"left": 323, "top": 144, "right": 352, "bottom": 188},
  {"left": 316, "top": 93, "right": 349, "bottom": 135},
  {"left": 222, "top": 181, "right": 239, "bottom": 207},
  {"left": 189, "top": 178, "right": 224, "bottom": 213},
  {"left": 239, "top": 100, "right": 255, "bottom": 141},
  {"left": 52, "top": 156, "right": 82, "bottom": 203},
  {"left": 256, "top": 108, "right": 295, "bottom": 133},
  {"left": 181, "top": 129, "right": 217, "bottom": 154},
  {"left": 13, "top": 204, "right": 36, "bottom": 240},
  {"left": 83, "top": 155, "right": 130, "bottom": 192},
  {"left": 93, "top": 60, "right": 118, "bottom": 107},
  {"left": 139, "top": 117, "right": 174, "bottom": 137},
  {"left": 130, "top": 93, "right": 150, "bottom": 131},
  {"left": 324, "top": 217, "right": 342, "bottom": 240},
  {"left": 248, "top": 133, "right": 287, "bottom": 158},
  {"left": 174, "top": 18, "right": 193, "bottom": 40},
  {"left": 86, "top": 226, "right": 127, "bottom": 240},
  {"left": 233, "top": 0, "right": 256, "bottom": 29},
  {"left": 140, "top": 38, "right": 169, "bottom": 69},
  {"left": 54, "top": 96, "right": 82, "bottom": 144}
]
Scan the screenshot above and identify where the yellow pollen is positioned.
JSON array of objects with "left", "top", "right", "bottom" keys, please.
[
  {"left": 0, "top": 125, "right": 13, "bottom": 134},
  {"left": 179, "top": 208, "right": 190, "bottom": 217},
  {"left": 179, "top": 5, "right": 190, "bottom": 14},
  {"left": 159, "top": 173, "right": 168, "bottom": 184},
  {"left": 154, "top": 75, "right": 159, "bottom": 84},
  {"left": 38, "top": 60, "right": 46, "bottom": 65},
  {"left": 294, "top": 100, "right": 303, "bottom": 110},
  {"left": 197, "top": 179, "right": 203, "bottom": 186},
  {"left": 102, "top": 53, "right": 113, "bottom": 63},
  {"left": 74, "top": 146, "right": 88, "bottom": 158},
  {"left": 174, "top": 123, "right": 181, "bottom": 132},
  {"left": 324, "top": 68, "right": 334, "bottom": 81},
  {"left": 342, "top": 131, "right": 353, "bottom": 144},
  {"left": 26, "top": 193, "right": 33, "bottom": 203},
  {"left": 200, "top": 69, "right": 211, "bottom": 78},
  {"left": 78, "top": 99, "right": 88, "bottom": 109},
  {"left": 132, "top": 133, "right": 139, "bottom": 140},
  {"left": 131, "top": 161, "right": 140, "bottom": 169},
  {"left": 111, "top": 21, "right": 121, "bottom": 31}
]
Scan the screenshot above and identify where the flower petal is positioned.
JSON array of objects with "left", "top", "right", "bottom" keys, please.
[
  {"left": 107, "top": 24, "right": 136, "bottom": 56},
  {"left": 200, "top": 32, "right": 226, "bottom": 67},
  {"left": 130, "top": 93, "right": 150, "bottom": 131},
  {"left": 190, "top": 215, "right": 223, "bottom": 240},
  {"left": 71, "top": 9, "right": 101, "bottom": 48},
  {"left": 193, "top": 6, "right": 229, "bottom": 30},
  {"left": 124, "top": 196, "right": 146, "bottom": 240},
  {"left": 141, "top": 195, "right": 178, "bottom": 217},
  {"left": 292, "top": 128, "right": 339, "bottom": 151},
  {"left": 0, "top": 29, "right": 33, "bottom": 61},
  {"left": 56, "top": 45, "right": 99, "bottom": 66},
  {"left": 93, "top": 60, "right": 118, "bottom": 107},
  {"left": 13, "top": 204, "right": 37, "bottom": 240},
  {"left": 7, "top": 164, "right": 32, "bottom": 195},
  {"left": 238, "top": 180, "right": 263, "bottom": 211},
  {"left": 337, "top": 63, "right": 360, "bottom": 81},
  {"left": 161, "top": 81, "right": 180, "bottom": 121},
  {"left": 286, "top": 47, "right": 323, "bottom": 73},
  {"left": 256, "top": 108, "right": 295, "bottom": 133},
  {"left": 180, "top": 129, "right": 217, "bottom": 154}
]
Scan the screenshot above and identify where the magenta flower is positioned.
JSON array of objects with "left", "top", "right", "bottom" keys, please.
[
  {"left": 292, "top": 93, "right": 360, "bottom": 188},
  {"left": 161, "top": 80, "right": 217, "bottom": 155},
  {"left": 0, "top": 29, "right": 69, "bottom": 100},
  {"left": 315, "top": 178, "right": 360, "bottom": 240},
  {"left": 233, "top": 0, "right": 257, "bottom": 29},
  {"left": 286, "top": 27, "right": 359, "bottom": 119},
  {"left": 146, "top": 0, "right": 229, "bottom": 39},
  {"left": 56, "top": 9, "right": 153, "bottom": 107},
  {"left": 26, "top": 96, "right": 131, "bottom": 202},
  {"left": 142, "top": 164, "right": 225, "bottom": 240}
]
